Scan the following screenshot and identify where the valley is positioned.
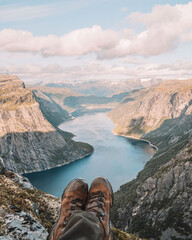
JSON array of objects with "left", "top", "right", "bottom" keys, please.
[
  {"left": 25, "top": 112, "right": 155, "bottom": 195},
  {"left": 29, "top": 85, "right": 135, "bottom": 119},
  {"left": 0, "top": 75, "right": 191, "bottom": 240},
  {"left": 1, "top": 1, "right": 192, "bottom": 240}
]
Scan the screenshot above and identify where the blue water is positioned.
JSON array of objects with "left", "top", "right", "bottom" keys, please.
[{"left": 25, "top": 112, "right": 155, "bottom": 197}]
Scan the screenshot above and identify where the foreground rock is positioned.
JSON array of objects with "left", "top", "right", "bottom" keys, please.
[
  {"left": 0, "top": 157, "right": 5, "bottom": 174},
  {"left": 4, "top": 211, "right": 48, "bottom": 240},
  {"left": 0, "top": 171, "right": 142, "bottom": 240},
  {"left": 0, "top": 171, "right": 61, "bottom": 239},
  {"left": 0, "top": 75, "right": 93, "bottom": 173}
]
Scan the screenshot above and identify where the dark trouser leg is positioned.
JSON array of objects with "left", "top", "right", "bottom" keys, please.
[{"left": 58, "top": 210, "right": 104, "bottom": 240}]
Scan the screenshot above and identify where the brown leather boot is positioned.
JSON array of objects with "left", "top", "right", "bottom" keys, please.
[
  {"left": 48, "top": 178, "right": 88, "bottom": 240},
  {"left": 85, "top": 177, "right": 114, "bottom": 240}
]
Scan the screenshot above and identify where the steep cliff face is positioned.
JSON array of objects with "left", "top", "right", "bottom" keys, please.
[
  {"left": 33, "top": 90, "right": 71, "bottom": 127},
  {"left": 109, "top": 80, "right": 192, "bottom": 239},
  {"left": 130, "top": 140, "right": 192, "bottom": 239},
  {"left": 29, "top": 86, "right": 81, "bottom": 113},
  {"left": 109, "top": 80, "right": 192, "bottom": 138},
  {"left": 0, "top": 75, "right": 93, "bottom": 173},
  {"left": 114, "top": 140, "right": 192, "bottom": 240}
]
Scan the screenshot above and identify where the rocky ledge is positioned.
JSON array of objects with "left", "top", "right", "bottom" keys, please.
[
  {"left": 0, "top": 169, "right": 61, "bottom": 239},
  {"left": 0, "top": 168, "right": 144, "bottom": 240}
]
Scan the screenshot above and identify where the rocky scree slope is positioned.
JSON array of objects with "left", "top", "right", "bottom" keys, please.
[
  {"left": 0, "top": 75, "right": 93, "bottom": 174},
  {"left": 109, "top": 80, "right": 192, "bottom": 239}
]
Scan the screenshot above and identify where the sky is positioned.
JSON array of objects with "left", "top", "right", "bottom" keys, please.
[{"left": 0, "top": 0, "right": 192, "bottom": 83}]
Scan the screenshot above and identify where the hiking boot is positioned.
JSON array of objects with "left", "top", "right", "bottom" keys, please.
[
  {"left": 48, "top": 178, "right": 88, "bottom": 240},
  {"left": 85, "top": 177, "right": 114, "bottom": 240}
]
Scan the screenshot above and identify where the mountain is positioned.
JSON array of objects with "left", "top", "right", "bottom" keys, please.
[
  {"left": 30, "top": 78, "right": 162, "bottom": 120},
  {"left": 30, "top": 86, "right": 135, "bottom": 118},
  {"left": 109, "top": 80, "right": 192, "bottom": 239},
  {"left": 29, "top": 85, "right": 81, "bottom": 113},
  {"left": 0, "top": 75, "right": 93, "bottom": 174},
  {"left": 33, "top": 90, "right": 71, "bottom": 127},
  {"left": 109, "top": 80, "right": 192, "bottom": 138},
  {"left": 42, "top": 78, "right": 162, "bottom": 97},
  {"left": 64, "top": 93, "right": 128, "bottom": 108}
]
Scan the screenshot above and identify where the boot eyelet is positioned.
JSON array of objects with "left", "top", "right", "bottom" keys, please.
[
  {"left": 98, "top": 197, "right": 103, "bottom": 202},
  {"left": 71, "top": 199, "right": 76, "bottom": 204},
  {"left": 98, "top": 203, "right": 102, "bottom": 208},
  {"left": 71, "top": 206, "right": 75, "bottom": 210},
  {"left": 99, "top": 211, "right": 105, "bottom": 217},
  {"left": 99, "top": 192, "right": 104, "bottom": 197}
]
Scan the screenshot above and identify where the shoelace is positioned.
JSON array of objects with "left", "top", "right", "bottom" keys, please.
[
  {"left": 63, "top": 198, "right": 85, "bottom": 227},
  {"left": 86, "top": 191, "right": 106, "bottom": 222}
]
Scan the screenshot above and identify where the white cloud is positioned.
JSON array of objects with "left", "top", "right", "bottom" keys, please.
[
  {"left": 119, "top": 57, "right": 145, "bottom": 65},
  {"left": 0, "top": 3, "right": 192, "bottom": 59},
  {"left": 1, "top": 61, "right": 192, "bottom": 83},
  {"left": 100, "top": 2, "right": 192, "bottom": 58},
  {"left": 0, "top": 26, "right": 118, "bottom": 57}
]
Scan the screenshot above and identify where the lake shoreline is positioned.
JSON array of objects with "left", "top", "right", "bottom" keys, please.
[
  {"left": 24, "top": 112, "right": 155, "bottom": 195},
  {"left": 112, "top": 131, "right": 158, "bottom": 151},
  {"left": 23, "top": 151, "right": 93, "bottom": 175}
]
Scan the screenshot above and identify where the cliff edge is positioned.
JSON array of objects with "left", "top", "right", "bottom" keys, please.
[{"left": 0, "top": 75, "right": 93, "bottom": 174}]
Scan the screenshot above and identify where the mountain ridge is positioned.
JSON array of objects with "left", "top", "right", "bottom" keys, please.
[
  {"left": 109, "top": 79, "right": 192, "bottom": 239},
  {"left": 109, "top": 79, "right": 192, "bottom": 138}
]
